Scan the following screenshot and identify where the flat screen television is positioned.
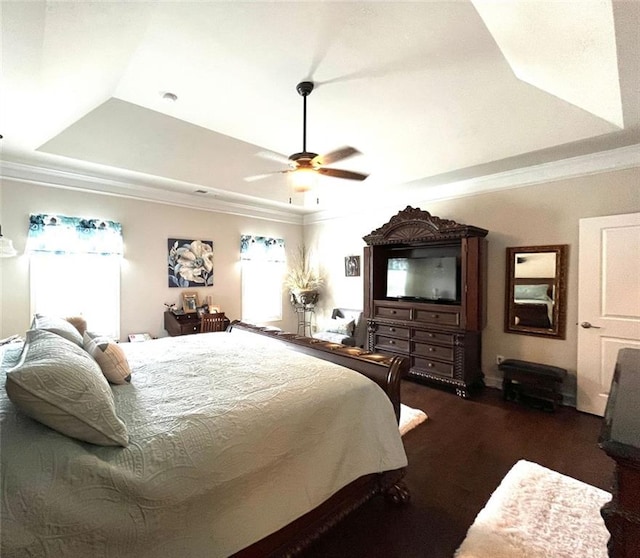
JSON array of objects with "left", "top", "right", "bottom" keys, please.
[{"left": 386, "top": 255, "right": 460, "bottom": 303}]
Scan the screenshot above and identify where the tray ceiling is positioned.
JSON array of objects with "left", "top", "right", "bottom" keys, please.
[{"left": 1, "top": 1, "right": 638, "bottom": 215}]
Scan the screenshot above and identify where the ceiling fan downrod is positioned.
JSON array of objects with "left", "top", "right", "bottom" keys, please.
[{"left": 296, "top": 81, "right": 314, "bottom": 155}]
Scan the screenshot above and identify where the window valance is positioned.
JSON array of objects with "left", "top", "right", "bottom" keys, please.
[
  {"left": 240, "top": 235, "right": 285, "bottom": 262},
  {"left": 26, "top": 214, "right": 124, "bottom": 256}
]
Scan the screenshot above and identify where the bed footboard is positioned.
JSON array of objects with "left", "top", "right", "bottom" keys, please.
[
  {"left": 232, "top": 468, "right": 407, "bottom": 558},
  {"left": 228, "top": 321, "right": 408, "bottom": 422}
]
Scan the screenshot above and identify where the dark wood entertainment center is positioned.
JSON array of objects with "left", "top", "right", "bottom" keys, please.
[{"left": 363, "top": 206, "right": 488, "bottom": 397}]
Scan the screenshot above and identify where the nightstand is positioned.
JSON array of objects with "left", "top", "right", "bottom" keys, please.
[{"left": 164, "top": 311, "right": 201, "bottom": 336}]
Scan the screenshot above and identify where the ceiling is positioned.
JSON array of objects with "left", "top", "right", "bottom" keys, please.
[{"left": 1, "top": 1, "right": 638, "bottom": 218}]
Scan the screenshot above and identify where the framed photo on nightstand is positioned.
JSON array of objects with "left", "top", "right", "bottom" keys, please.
[{"left": 182, "top": 291, "right": 199, "bottom": 313}]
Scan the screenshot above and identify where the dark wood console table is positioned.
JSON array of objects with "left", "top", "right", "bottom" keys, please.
[
  {"left": 599, "top": 348, "right": 640, "bottom": 558},
  {"left": 164, "top": 310, "right": 229, "bottom": 336}
]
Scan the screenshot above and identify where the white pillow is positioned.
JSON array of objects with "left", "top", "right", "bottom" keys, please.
[
  {"left": 83, "top": 331, "right": 132, "bottom": 385},
  {"left": 514, "top": 284, "right": 550, "bottom": 301},
  {"left": 32, "top": 313, "right": 83, "bottom": 347},
  {"left": 5, "top": 329, "right": 129, "bottom": 447}
]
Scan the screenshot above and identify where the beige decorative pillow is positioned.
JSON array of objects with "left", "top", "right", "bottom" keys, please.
[
  {"left": 325, "top": 318, "right": 355, "bottom": 336},
  {"left": 65, "top": 316, "right": 87, "bottom": 336},
  {"left": 32, "top": 313, "right": 83, "bottom": 347},
  {"left": 5, "top": 329, "right": 129, "bottom": 447},
  {"left": 83, "top": 331, "right": 132, "bottom": 384}
]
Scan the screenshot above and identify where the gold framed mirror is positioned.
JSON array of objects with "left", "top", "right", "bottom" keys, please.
[{"left": 504, "top": 245, "right": 568, "bottom": 339}]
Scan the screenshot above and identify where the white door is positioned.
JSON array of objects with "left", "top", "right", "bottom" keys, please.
[{"left": 577, "top": 212, "right": 640, "bottom": 416}]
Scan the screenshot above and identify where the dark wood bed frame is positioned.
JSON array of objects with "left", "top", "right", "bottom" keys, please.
[
  {"left": 512, "top": 278, "right": 554, "bottom": 329},
  {"left": 228, "top": 321, "right": 411, "bottom": 558}
]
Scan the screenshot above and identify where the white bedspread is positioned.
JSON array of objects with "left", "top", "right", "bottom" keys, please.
[{"left": 1, "top": 329, "right": 407, "bottom": 557}]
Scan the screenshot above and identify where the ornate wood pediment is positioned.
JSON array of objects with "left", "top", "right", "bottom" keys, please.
[{"left": 363, "top": 206, "right": 488, "bottom": 245}]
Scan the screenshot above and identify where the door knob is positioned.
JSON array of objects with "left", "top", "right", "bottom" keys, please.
[{"left": 580, "top": 321, "right": 601, "bottom": 329}]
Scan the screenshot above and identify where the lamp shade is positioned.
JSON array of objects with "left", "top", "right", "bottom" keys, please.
[
  {"left": 0, "top": 236, "right": 17, "bottom": 258},
  {"left": 0, "top": 226, "right": 17, "bottom": 257}
]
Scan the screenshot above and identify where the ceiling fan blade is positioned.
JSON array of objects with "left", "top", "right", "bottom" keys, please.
[
  {"left": 244, "top": 170, "right": 290, "bottom": 182},
  {"left": 317, "top": 167, "right": 369, "bottom": 181},
  {"left": 256, "top": 151, "right": 292, "bottom": 165},
  {"left": 313, "top": 146, "right": 361, "bottom": 166}
]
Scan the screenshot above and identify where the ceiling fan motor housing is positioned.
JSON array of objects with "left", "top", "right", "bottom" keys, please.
[
  {"left": 289, "top": 152, "right": 319, "bottom": 168},
  {"left": 296, "top": 81, "right": 314, "bottom": 97}
]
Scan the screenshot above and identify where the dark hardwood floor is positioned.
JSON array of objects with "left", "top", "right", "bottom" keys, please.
[{"left": 302, "top": 381, "right": 614, "bottom": 558}]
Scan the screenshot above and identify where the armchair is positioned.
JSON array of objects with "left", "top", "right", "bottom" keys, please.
[{"left": 313, "top": 308, "right": 366, "bottom": 347}]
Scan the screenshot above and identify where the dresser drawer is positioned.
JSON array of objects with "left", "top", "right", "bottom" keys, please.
[
  {"left": 413, "top": 308, "right": 460, "bottom": 327},
  {"left": 413, "top": 357, "right": 455, "bottom": 378},
  {"left": 179, "top": 322, "right": 200, "bottom": 335},
  {"left": 413, "top": 342, "right": 454, "bottom": 362},
  {"left": 375, "top": 305, "right": 411, "bottom": 321},
  {"left": 164, "top": 311, "right": 200, "bottom": 336},
  {"left": 412, "top": 329, "right": 455, "bottom": 345},
  {"left": 377, "top": 324, "right": 410, "bottom": 339},
  {"left": 375, "top": 335, "right": 410, "bottom": 353},
  {"left": 172, "top": 312, "right": 198, "bottom": 322}
]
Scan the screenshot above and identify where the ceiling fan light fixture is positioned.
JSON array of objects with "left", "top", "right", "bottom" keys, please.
[{"left": 290, "top": 167, "right": 318, "bottom": 193}]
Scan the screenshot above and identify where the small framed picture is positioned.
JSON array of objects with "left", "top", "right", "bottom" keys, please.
[
  {"left": 182, "top": 291, "right": 199, "bottom": 313},
  {"left": 209, "top": 305, "right": 221, "bottom": 314},
  {"left": 196, "top": 305, "right": 209, "bottom": 318},
  {"left": 345, "top": 255, "right": 360, "bottom": 277}
]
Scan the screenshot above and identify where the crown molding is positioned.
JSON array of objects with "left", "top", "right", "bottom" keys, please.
[
  {"left": 304, "top": 144, "right": 640, "bottom": 225},
  {"left": 2, "top": 144, "right": 637, "bottom": 227},
  {"left": 0, "top": 159, "right": 305, "bottom": 225}
]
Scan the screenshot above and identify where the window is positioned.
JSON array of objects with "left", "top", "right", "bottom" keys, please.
[
  {"left": 240, "top": 235, "right": 285, "bottom": 323},
  {"left": 27, "top": 214, "right": 123, "bottom": 338},
  {"left": 30, "top": 254, "right": 121, "bottom": 338}
]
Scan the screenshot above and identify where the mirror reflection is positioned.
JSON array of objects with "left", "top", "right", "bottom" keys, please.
[
  {"left": 513, "top": 252, "right": 556, "bottom": 328},
  {"left": 505, "top": 245, "right": 568, "bottom": 339}
]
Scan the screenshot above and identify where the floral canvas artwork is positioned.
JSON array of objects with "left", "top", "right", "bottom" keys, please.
[{"left": 168, "top": 238, "right": 214, "bottom": 287}]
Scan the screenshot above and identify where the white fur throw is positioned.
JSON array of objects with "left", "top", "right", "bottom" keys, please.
[
  {"left": 455, "top": 460, "right": 611, "bottom": 558},
  {"left": 399, "top": 404, "right": 427, "bottom": 436}
]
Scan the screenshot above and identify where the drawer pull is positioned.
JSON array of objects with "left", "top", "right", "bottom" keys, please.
[
  {"left": 428, "top": 363, "right": 434, "bottom": 368},
  {"left": 428, "top": 333, "right": 435, "bottom": 338},
  {"left": 391, "top": 310, "right": 396, "bottom": 314},
  {"left": 390, "top": 327, "right": 396, "bottom": 332},
  {"left": 432, "top": 314, "right": 439, "bottom": 319},
  {"left": 389, "top": 340, "right": 395, "bottom": 345},
  {"left": 429, "top": 347, "right": 435, "bottom": 352}
]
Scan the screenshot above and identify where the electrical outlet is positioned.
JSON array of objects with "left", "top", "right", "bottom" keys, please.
[{"left": 496, "top": 355, "right": 505, "bottom": 365}]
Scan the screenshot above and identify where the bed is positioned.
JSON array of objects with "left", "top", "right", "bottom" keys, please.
[
  {"left": 0, "top": 319, "right": 409, "bottom": 558},
  {"left": 513, "top": 281, "right": 554, "bottom": 329}
]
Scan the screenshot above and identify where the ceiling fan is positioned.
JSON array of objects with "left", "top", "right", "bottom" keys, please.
[{"left": 245, "top": 81, "right": 369, "bottom": 186}]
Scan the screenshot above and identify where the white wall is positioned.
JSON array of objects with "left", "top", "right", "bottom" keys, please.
[
  {"left": 0, "top": 180, "right": 303, "bottom": 339},
  {"left": 3, "top": 167, "right": 639, "bottom": 404},
  {"left": 304, "top": 167, "right": 640, "bottom": 404}
]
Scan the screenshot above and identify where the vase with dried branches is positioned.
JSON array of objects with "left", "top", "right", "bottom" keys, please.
[{"left": 284, "top": 246, "right": 323, "bottom": 306}]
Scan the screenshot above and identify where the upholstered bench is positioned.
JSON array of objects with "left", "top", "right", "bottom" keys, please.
[{"left": 499, "top": 359, "right": 567, "bottom": 411}]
